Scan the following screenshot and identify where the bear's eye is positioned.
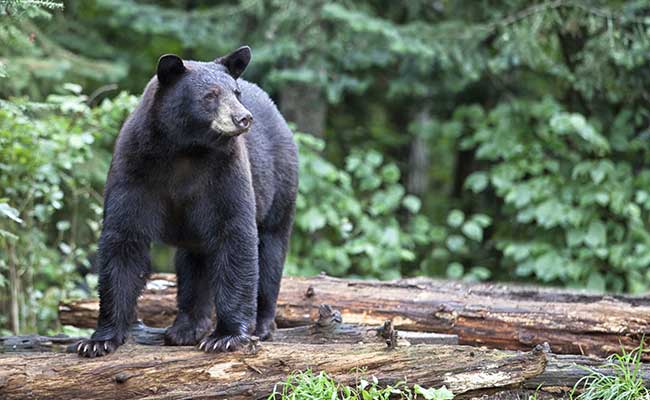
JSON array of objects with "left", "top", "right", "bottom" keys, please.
[
  {"left": 234, "top": 88, "right": 242, "bottom": 97},
  {"left": 205, "top": 88, "right": 220, "bottom": 100}
]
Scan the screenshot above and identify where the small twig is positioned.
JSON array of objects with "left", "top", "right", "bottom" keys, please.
[
  {"left": 87, "top": 83, "right": 118, "bottom": 107},
  {"left": 240, "top": 358, "right": 263, "bottom": 375}
]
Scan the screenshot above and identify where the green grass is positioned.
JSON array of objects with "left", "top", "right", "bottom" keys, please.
[
  {"left": 570, "top": 341, "right": 649, "bottom": 400},
  {"left": 528, "top": 384, "right": 542, "bottom": 400},
  {"left": 267, "top": 369, "right": 454, "bottom": 400}
]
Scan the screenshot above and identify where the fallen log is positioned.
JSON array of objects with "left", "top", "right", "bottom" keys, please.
[
  {"left": 0, "top": 341, "right": 547, "bottom": 400},
  {"left": 271, "top": 305, "right": 459, "bottom": 347},
  {"left": 526, "top": 353, "right": 650, "bottom": 391},
  {"left": 3, "top": 305, "right": 458, "bottom": 353},
  {"left": 2, "top": 339, "right": 649, "bottom": 400},
  {"left": 59, "top": 274, "right": 650, "bottom": 357},
  {"left": 5, "top": 303, "right": 650, "bottom": 399},
  {"left": 0, "top": 334, "right": 85, "bottom": 353}
]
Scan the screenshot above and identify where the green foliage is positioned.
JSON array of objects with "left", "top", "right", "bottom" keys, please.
[
  {"left": 289, "top": 133, "right": 490, "bottom": 280},
  {"left": 0, "top": 88, "right": 137, "bottom": 333},
  {"left": 570, "top": 341, "right": 649, "bottom": 400},
  {"left": 0, "top": 0, "right": 125, "bottom": 98},
  {"left": 452, "top": 96, "right": 650, "bottom": 292},
  {"left": 1, "top": 0, "right": 63, "bottom": 15},
  {"left": 289, "top": 133, "right": 425, "bottom": 278},
  {"left": 268, "top": 369, "right": 454, "bottom": 400}
]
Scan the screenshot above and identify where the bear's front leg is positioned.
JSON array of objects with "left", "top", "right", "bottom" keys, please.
[
  {"left": 198, "top": 220, "right": 259, "bottom": 353},
  {"left": 76, "top": 187, "right": 155, "bottom": 358},
  {"left": 76, "top": 232, "right": 152, "bottom": 357}
]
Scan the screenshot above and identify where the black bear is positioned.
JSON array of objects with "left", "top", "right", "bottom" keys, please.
[{"left": 76, "top": 46, "right": 298, "bottom": 357}]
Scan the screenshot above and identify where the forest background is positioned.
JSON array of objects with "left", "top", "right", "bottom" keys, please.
[{"left": 1, "top": 0, "right": 649, "bottom": 335}]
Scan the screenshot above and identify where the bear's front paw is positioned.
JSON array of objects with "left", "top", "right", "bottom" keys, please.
[
  {"left": 75, "top": 338, "right": 121, "bottom": 358},
  {"left": 164, "top": 317, "right": 211, "bottom": 346},
  {"left": 198, "top": 333, "right": 252, "bottom": 353}
]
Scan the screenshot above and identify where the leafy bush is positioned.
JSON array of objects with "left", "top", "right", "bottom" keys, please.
[
  {"left": 450, "top": 98, "right": 650, "bottom": 293},
  {"left": 0, "top": 87, "right": 137, "bottom": 334},
  {"left": 289, "top": 133, "right": 421, "bottom": 278},
  {"left": 288, "top": 133, "right": 489, "bottom": 280}
]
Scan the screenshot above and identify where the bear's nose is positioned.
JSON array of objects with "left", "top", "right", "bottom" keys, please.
[{"left": 233, "top": 113, "right": 253, "bottom": 130}]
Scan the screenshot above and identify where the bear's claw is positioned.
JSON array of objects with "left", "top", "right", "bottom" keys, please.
[
  {"left": 75, "top": 338, "right": 119, "bottom": 358},
  {"left": 198, "top": 333, "right": 251, "bottom": 353}
]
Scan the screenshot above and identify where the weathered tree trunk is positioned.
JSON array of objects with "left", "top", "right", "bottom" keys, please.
[
  {"left": 8, "top": 243, "right": 20, "bottom": 335},
  {"left": 5, "top": 302, "right": 650, "bottom": 399},
  {"left": 0, "top": 341, "right": 547, "bottom": 400},
  {"left": 60, "top": 274, "right": 650, "bottom": 358},
  {"left": 407, "top": 108, "right": 432, "bottom": 196},
  {"left": 279, "top": 82, "right": 327, "bottom": 136},
  {"left": 2, "top": 339, "right": 649, "bottom": 399}
]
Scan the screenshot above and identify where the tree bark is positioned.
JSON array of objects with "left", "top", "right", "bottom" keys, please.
[
  {"left": 407, "top": 109, "right": 431, "bottom": 196},
  {"left": 526, "top": 352, "right": 650, "bottom": 391},
  {"left": 2, "top": 338, "right": 649, "bottom": 399},
  {"left": 59, "top": 274, "right": 650, "bottom": 358},
  {"left": 6, "top": 306, "right": 458, "bottom": 352},
  {"left": 5, "top": 302, "right": 650, "bottom": 399},
  {"left": 0, "top": 341, "right": 547, "bottom": 400},
  {"left": 8, "top": 243, "right": 20, "bottom": 335},
  {"left": 279, "top": 82, "right": 327, "bottom": 136}
]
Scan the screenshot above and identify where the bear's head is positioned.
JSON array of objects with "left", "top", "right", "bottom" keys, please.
[{"left": 153, "top": 46, "right": 254, "bottom": 147}]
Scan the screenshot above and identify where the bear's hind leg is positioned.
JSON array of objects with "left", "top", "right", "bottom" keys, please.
[
  {"left": 199, "top": 221, "right": 259, "bottom": 353},
  {"left": 164, "top": 249, "right": 213, "bottom": 346},
  {"left": 253, "top": 221, "right": 292, "bottom": 341}
]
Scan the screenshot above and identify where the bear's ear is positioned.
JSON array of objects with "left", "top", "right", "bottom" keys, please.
[
  {"left": 216, "top": 46, "right": 251, "bottom": 79},
  {"left": 157, "top": 54, "right": 186, "bottom": 85}
]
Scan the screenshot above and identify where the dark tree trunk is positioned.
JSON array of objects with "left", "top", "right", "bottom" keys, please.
[
  {"left": 407, "top": 108, "right": 432, "bottom": 196},
  {"left": 279, "top": 82, "right": 327, "bottom": 136}
]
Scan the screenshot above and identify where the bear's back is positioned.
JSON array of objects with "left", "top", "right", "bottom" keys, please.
[{"left": 239, "top": 80, "right": 298, "bottom": 229}]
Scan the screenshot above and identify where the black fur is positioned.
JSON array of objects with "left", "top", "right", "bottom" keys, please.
[
  {"left": 216, "top": 46, "right": 251, "bottom": 79},
  {"left": 76, "top": 47, "right": 298, "bottom": 357}
]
